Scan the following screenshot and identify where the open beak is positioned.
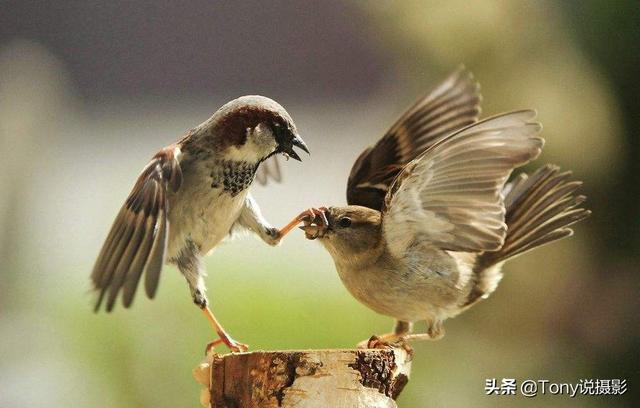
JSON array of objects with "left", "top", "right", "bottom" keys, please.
[
  {"left": 282, "top": 135, "right": 310, "bottom": 161},
  {"left": 299, "top": 224, "right": 321, "bottom": 240}
]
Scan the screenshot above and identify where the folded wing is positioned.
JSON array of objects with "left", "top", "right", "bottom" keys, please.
[
  {"left": 91, "top": 145, "right": 182, "bottom": 311},
  {"left": 382, "top": 111, "right": 544, "bottom": 258}
]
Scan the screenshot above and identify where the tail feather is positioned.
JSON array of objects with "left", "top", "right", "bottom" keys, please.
[
  {"left": 480, "top": 164, "right": 590, "bottom": 267},
  {"left": 463, "top": 165, "right": 591, "bottom": 308}
]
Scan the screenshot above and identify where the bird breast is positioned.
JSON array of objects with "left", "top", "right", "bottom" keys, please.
[
  {"left": 166, "top": 158, "right": 252, "bottom": 259},
  {"left": 333, "top": 247, "right": 475, "bottom": 322}
]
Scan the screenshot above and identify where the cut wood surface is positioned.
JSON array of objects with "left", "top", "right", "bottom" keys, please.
[{"left": 194, "top": 348, "right": 413, "bottom": 407}]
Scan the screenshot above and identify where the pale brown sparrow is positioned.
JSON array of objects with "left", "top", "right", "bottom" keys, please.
[
  {"left": 300, "top": 69, "right": 590, "bottom": 347},
  {"left": 91, "top": 95, "right": 312, "bottom": 352}
]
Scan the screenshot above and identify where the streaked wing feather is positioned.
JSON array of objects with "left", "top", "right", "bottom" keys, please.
[
  {"left": 105, "top": 207, "right": 149, "bottom": 311},
  {"left": 107, "top": 178, "right": 162, "bottom": 311},
  {"left": 347, "top": 66, "right": 482, "bottom": 210},
  {"left": 382, "top": 111, "right": 544, "bottom": 257},
  {"left": 91, "top": 145, "right": 181, "bottom": 311},
  {"left": 122, "top": 209, "right": 157, "bottom": 307},
  {"left": 144, "top": 187, "right": 168, "bottom": 299}
]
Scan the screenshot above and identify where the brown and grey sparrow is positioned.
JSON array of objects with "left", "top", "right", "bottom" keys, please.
[
  {"left": 300, "top": 69, "right": 591, "bottom": 347},
  {"left": 91, "top": 95, "right": 312, "bottom": 352}
]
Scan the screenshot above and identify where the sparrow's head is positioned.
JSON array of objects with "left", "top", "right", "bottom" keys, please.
[
  {"left": 205, "top": 95, "right": 309, "bottom": 162},
  {"left": 301, "top": 206, "right": 382, "bottom": 264}
]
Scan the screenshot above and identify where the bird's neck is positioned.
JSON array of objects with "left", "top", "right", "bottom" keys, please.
[{"left": 326, "top": 239, "right": 385, "bottom": 271}]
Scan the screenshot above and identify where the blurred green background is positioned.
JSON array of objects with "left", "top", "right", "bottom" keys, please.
[{"left": 1, "top": 1, "right": 638, "bottom": 407}]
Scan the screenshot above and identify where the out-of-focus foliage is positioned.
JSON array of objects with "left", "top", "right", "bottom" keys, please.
[{"left": 0, "top": 1, "right": 637, "bottom": 407}]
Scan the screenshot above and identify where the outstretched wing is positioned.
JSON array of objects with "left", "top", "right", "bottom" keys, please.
[
  {"left": 255, "top": 156, "right": 282, "bottom": 185},
  {"left": 382, "top": 111, "right": 544, "bottom": 258},
  {"left": 347, "top": 67, "right": 482, "bottom": 211},
  {"left": 91, "top": 145, "right": 182, "bottom": 312}
]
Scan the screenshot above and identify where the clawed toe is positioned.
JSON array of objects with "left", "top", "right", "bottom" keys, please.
[
  {"left": 226, "top": 339, "right": 249, "bottom": 353},
  {"left": 205, "top": 337, "right": 249, "bottom": 355},
  {"left": 356, "top": 335, "right": 375, "bottom": 349},
  {"left": 367, "top": 335, "right": 394, "bottom": 349},
  {"left": 356, "top": 334, "right": 414, "bottom": 352},
  {"left": 201, "top": 306, "right": 249, "bottom": 355},
  {"left": 299, "top": 207, "right": 328, "bottom": 226},
  {"left": 299, "top": 207, "right": 329, "bottom": 239}
]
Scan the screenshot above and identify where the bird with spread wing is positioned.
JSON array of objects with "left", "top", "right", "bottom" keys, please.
[
  {"left": 91, "top": 96, "right": 320, "bottom": 352},
  {"left": 300, "top": 68, "right": 591, "bottom": 347}
]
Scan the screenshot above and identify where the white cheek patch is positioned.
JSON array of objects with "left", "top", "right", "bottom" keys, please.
[{"left": 225, "top": 123, "right": 278, "bottom": 162}]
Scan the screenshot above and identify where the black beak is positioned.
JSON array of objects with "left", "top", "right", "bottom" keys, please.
[{"left": 281, "top": 134, "right": 309, "bottom": 161}]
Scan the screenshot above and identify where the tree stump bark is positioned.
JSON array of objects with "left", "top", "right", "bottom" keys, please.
[{"left": 194, "top": 348, "right": 412, "bottom": 407}]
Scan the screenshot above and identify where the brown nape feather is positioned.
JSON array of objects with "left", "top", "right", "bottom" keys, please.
[{"left": 464, "top": 165, "right": 591, "bottom": 306}]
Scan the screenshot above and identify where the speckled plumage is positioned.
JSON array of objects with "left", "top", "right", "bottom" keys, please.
[
  {"left": 92, "top": 95, "right": 309, "bottom": 318},
  {"left": 210, "top": 159, "right": 259, "bottom": 195}
]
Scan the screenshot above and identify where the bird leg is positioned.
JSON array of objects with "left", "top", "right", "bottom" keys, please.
[
  {"left": 202, "top": 306, "right": 248, "bottom": 354},
  {"left": 357, "top": 320, "right": 414, "bottom": 351},
  {"left": 274, "top": 207, "right": 328, "bottom": 240},
  {"left": 394, "top": 320, "right": 413, "bottom": 335},
  {"left": 405, "top": 320, "right": 445, "bottom": 341},
  {"left": 360, "top": 320, "right": 444, "bottom": 349},
  {"left": 178, "top": 254, "right": 247, "bottom": 354}
]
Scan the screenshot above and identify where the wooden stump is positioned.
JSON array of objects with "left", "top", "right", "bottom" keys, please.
[{"left": 194, "top": 349, "right": 412, "bottom": 407}]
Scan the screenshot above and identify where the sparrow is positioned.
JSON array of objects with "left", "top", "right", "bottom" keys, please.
[
  {"left": 300, "top": 68, "right": 591, "bottom": 347},
  {"left": 91, "top": 95, "right": 313, "bottom": 352}
]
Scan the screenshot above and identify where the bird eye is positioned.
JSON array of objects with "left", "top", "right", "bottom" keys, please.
[{"left": 338, "top": 217, "right": 352, "bottom": 228}]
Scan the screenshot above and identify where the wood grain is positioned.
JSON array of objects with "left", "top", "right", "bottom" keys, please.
[{"left": 194, "top": 349, "right": 412, "bottom": 407}]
